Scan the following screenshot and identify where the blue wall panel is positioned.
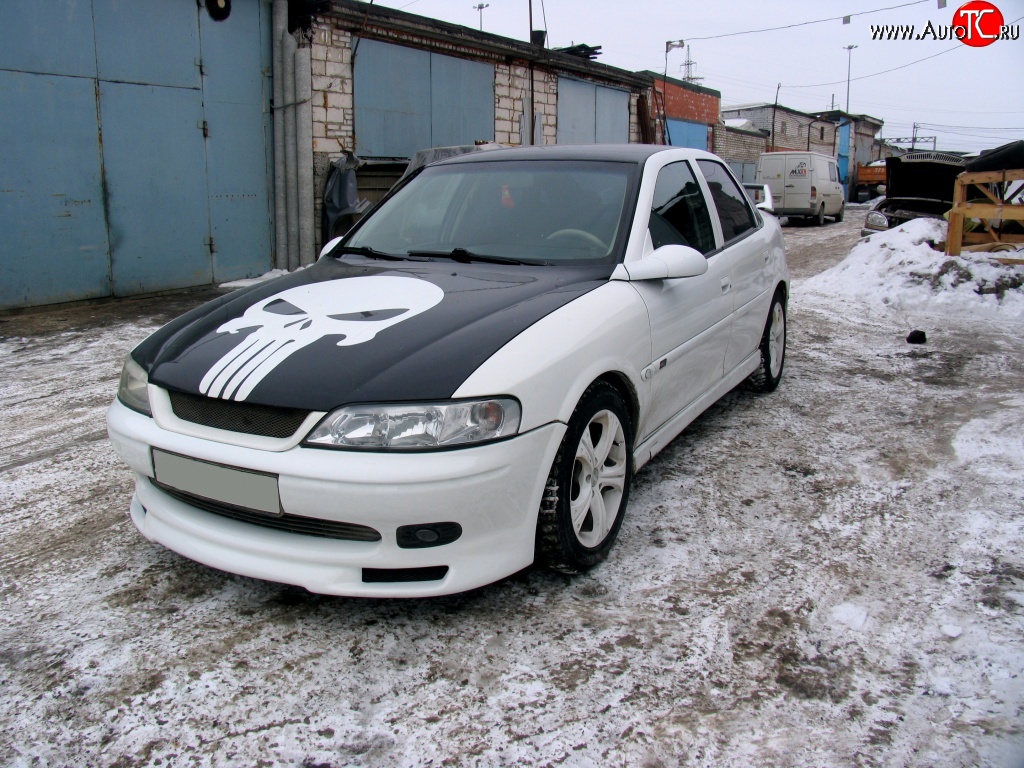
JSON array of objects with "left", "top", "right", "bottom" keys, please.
[
  {"left": 93, "top": 0, "right": 201, "bottom": 88},
  {"left": 666, "top": 118, "right": 708, "bottom": 150},
  {"left": 201, "top": 0, "right": 273, "bottom": 281},
  {"left": 558, "top": 78, "right": 629, "bottom": 144},
  {"left": 0, "top": 0, "right": 97, "bottom": 78},
  {"left": 355, "top": 41, "right": 431, "bottom": 158},
  {"left": 430, "top": 54, "right": 494, "bottom": 148},
  {"left": 595, "top": 86, "right": 629, "bottom": 144},
  {"left": 0, "top": 0, "right": 273, "bottom": 308},
  {"left": 101, "top": 82, "right": 211, "bottom": 295},
  {"left": 0, "top": 71, "right": 110, "bottom": 309},
  {"left": 355, "top": 40, "right": 495, "bottom": 157},
  {"left": 557, "top": 78, "right": 597, "bottom": 144}
]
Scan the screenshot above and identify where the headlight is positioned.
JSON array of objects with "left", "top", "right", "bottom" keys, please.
[
  {"left": 865, "top": 211, "right": 888, "bottom": 229},
  {"left": 304, "top": 398, "right": 522, "bottom": 450},
  {"left": 117, "top": 355, "right": 151, "bottom": 416}
]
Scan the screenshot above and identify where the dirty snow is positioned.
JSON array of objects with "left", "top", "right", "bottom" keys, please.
[
  {"left": 804, "top": 218, "right": 1024, "bottom": 320},
  {"left": 1, "top": 217, "right": 1023, "bottom": 767}
]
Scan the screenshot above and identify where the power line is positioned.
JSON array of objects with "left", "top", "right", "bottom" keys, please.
[
  {"left": 687, "top": 0, "right": 928, "bottom": 42},
  {"left": 787, "top": 44, "right": 962, "bottom": 88}
]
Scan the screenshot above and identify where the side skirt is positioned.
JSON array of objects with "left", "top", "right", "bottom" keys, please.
[{"left": 633, "top": 350, "right": 760, "bottom": 471}]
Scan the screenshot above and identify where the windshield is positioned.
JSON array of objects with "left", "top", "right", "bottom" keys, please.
[{"left": 345, "top": 159, "right": 635, "bottom": 265}]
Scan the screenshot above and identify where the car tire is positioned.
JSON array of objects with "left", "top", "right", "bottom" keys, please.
[
  {"left": 815, "top": 205, "right": 825, "bottom": 226},
  {"left": 536, "top": 381, "right": 633, "bottom": 574},
  {"left": 748, "top": 289, "right": 786, "bottom": 393},
  {"left": 835, "top": 204, "right": 845, "bottom": 222}
]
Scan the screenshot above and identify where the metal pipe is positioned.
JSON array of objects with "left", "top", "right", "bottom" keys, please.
[
  {"left": 272, "top": 0, "right": 288, "bottom": 270},
  {"left": 283, "top": 30, "right": 299, "bottom": 272},
  {"left": 295, "top": 44, "right": 315, "bottom": 267}
]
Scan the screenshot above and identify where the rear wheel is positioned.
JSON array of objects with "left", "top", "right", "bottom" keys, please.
[
  {"left": 748, "top": 290, "right": 787, "bottom": 393},
  {"left": 536, "top": 381, "right": 633, "bottom": 573},
  {"left": 835, "top": 203, "right": 845, "bottom": 222},
  {"left": 815, "top": 205, "right": 825, "bottom": 226}
]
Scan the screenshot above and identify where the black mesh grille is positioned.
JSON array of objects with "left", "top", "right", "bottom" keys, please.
[
  {"left": 152, "top": 481, "right": 381, "bottom": 542},
  {"left": 168, "top": 390, "right": 310, "bottom": 439}
]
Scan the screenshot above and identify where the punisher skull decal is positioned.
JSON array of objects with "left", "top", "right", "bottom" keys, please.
[{"left": 200, "top": 276, "right": 444, "bottom": 401}]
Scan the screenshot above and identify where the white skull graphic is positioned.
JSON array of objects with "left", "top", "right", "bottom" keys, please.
[{"left": 199, "top": 276, "right": 444, "bottom": 401}]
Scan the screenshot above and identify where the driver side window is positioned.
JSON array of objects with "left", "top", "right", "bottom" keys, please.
[{"left": 649, "top": 162, "right": 716, "bottom": 255}]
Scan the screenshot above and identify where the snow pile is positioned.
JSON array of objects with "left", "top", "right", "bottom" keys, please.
[{"left": 803, "top": 218, "right": 1024, "bottom": 320}]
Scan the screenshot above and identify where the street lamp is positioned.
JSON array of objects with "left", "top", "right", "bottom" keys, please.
[
  {"left": 664, "top": 39, "right": 685, "bottom": 81},
  {"left": 473, "top": 3, "right": 489, "bottom": 31},
  {"left": 843, "top": 44, "right": 858, "bottom": 113}
]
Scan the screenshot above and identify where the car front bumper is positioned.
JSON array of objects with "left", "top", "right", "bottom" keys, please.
[{"left": 107, "top": 398, "right": 565, "bottom": 597}]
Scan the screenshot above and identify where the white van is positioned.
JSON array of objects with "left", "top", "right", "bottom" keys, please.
[{"left": 755, "top": 151, "right": 845, "bottom": 225}]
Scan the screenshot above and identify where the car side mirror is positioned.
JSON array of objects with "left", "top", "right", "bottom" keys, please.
[
  {"left": 755, "top": 184, "right": 774, "bottom": 213},
  {"left": 611, "top": 244, "right": 709, "bottom": 281}
]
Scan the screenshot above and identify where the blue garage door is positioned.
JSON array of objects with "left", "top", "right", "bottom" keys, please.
[
  {"left": 0, "top": 0, "right": 272, "bottom": 309},
  {"left": 666, "top": 118, "right": 709, "bottom": 150},
  {"left": 354, "top": 40, "right": 495, "bottom": 158},
  {"left": 557, "top": 78, "right": 629, "bottom": 144}
]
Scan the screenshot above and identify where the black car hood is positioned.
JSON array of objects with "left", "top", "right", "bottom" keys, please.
[{"left": 135, "top": 256, "right": 610, "bottom": 411}]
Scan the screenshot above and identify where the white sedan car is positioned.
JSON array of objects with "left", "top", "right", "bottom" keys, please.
[{"left": 108, "top": 145, "right": 788, "bottom": 597}]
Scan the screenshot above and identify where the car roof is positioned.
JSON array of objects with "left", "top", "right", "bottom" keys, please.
[{"left": 432, "top": 143, "right": 690, "bottom": 167}]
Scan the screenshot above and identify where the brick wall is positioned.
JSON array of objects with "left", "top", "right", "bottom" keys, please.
[
  {"left": 722, "top": 106, "right": 837, "bottom": 156},
  {"left": 655, "top": 79, "right": 720, "bottom": 125},
  {"left": 713, "top": 125, "right": 767, "bottom": 164}
]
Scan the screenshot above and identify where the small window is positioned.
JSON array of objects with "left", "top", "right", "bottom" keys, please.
[
  {"left": 696, "top": 159, "right": 758, "bottom": 242},
  {"left": 780, "top": 121, "right": 787, "bottom": 136},
  {"left": 649, "top": 162, "right": 716, "bottom": 255}
]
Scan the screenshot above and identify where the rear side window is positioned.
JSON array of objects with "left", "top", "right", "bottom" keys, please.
[
  {"left": 696, "top": 159, "right": 758, "bottom": 243},
  {"left": 829, "top": 163, "right": 838, "bottom": 182},
  {"left": 649, "top": 162, "right": 716, "bottom": 255}
]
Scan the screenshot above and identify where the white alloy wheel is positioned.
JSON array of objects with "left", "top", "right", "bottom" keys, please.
[
  {"left": 768, "top": 301, "right": 786, "bottom": 379},
  {"left": 570, "top": 409, "right": 628, "bottom": 548},
  {"left": 536, "top": 381, "right": 634, "bottom": 573}
]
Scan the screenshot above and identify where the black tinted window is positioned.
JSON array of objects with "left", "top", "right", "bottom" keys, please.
[
  {"left": 649, "top": 162, "right": 716, "bottom": 255},
  {"left": 697, "top": 159, "right": 757, "bottom": 242}
]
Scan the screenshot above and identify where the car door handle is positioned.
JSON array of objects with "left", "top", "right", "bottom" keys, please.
[
  {"left": 763, "top": 249, "right": 770, "bottom": 263},
  {"left": 720, "top": 277, "right": 731, "bottom": 294}
]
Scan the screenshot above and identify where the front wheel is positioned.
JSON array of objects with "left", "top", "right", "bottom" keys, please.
[
  {"left": 536, "top": 381, "right": 634, "bottom": 573},
  {"left": 749, "top": 290, "right": 787, "bottom": 392}
]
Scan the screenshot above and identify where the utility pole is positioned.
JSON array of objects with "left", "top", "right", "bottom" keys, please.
[
  {"left": 472, "top": 3, "right": 489, "bottom": 31},
  {"left": 843, "top": 45, "right": 857, "bottom": 113}
]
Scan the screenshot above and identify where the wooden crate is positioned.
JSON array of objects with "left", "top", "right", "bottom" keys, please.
[{"left": 946, "top": 168, "right": 1024, "bottom": 256}]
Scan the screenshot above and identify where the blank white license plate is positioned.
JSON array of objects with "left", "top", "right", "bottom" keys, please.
[{"left": 152, "top": 449, "right": 281, "bottom": 516}]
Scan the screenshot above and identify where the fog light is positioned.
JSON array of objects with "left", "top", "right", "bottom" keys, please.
[{"left": 396, "top": 522, "right": 463, "bottom": 549}]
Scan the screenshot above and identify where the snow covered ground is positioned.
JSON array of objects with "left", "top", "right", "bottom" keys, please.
[{"left": 2, "top": 220, "right": 1023, "bottom": 767}]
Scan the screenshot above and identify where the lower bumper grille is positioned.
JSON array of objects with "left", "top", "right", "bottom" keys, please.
[
  {"left": 152, "top": 480, "right": 381, "bottom": 542},
  {"left": 362, "top": 566, "right": 449, "bottom": 583}
]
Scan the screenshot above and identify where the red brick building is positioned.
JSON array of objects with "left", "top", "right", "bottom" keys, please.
[{"left": 641, "top": 72, "right": 721, "bottom": 150}]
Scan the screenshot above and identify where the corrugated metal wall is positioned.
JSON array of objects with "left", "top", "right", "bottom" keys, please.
[
  {"left": 666, "top": 118, "right": 709, "bottom": 151},
  {"left": 0, "top": 0, "right": 273, "bottom": 310},
  {"left": 556, "top": 78, "right": 629, "bottom": 144},
  {"left": 353, "top": 39, "right": 494, "bottom": 158}
]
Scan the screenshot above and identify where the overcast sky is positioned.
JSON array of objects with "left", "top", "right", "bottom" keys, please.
[{"left": 367, "top": 0, "right": 1024, "bottom": 153}]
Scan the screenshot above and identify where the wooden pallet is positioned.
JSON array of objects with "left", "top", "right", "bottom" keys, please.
[{"left": 946, "top": 168, "right": 1024, "bottom": 256}]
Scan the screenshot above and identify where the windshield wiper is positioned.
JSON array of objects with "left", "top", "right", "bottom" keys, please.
[
  {"left": 407, "top": 248, "right": 530, "bottom": 265},
  {"left": 329, "top": 245, "right": 414, "bottom": 261}
]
